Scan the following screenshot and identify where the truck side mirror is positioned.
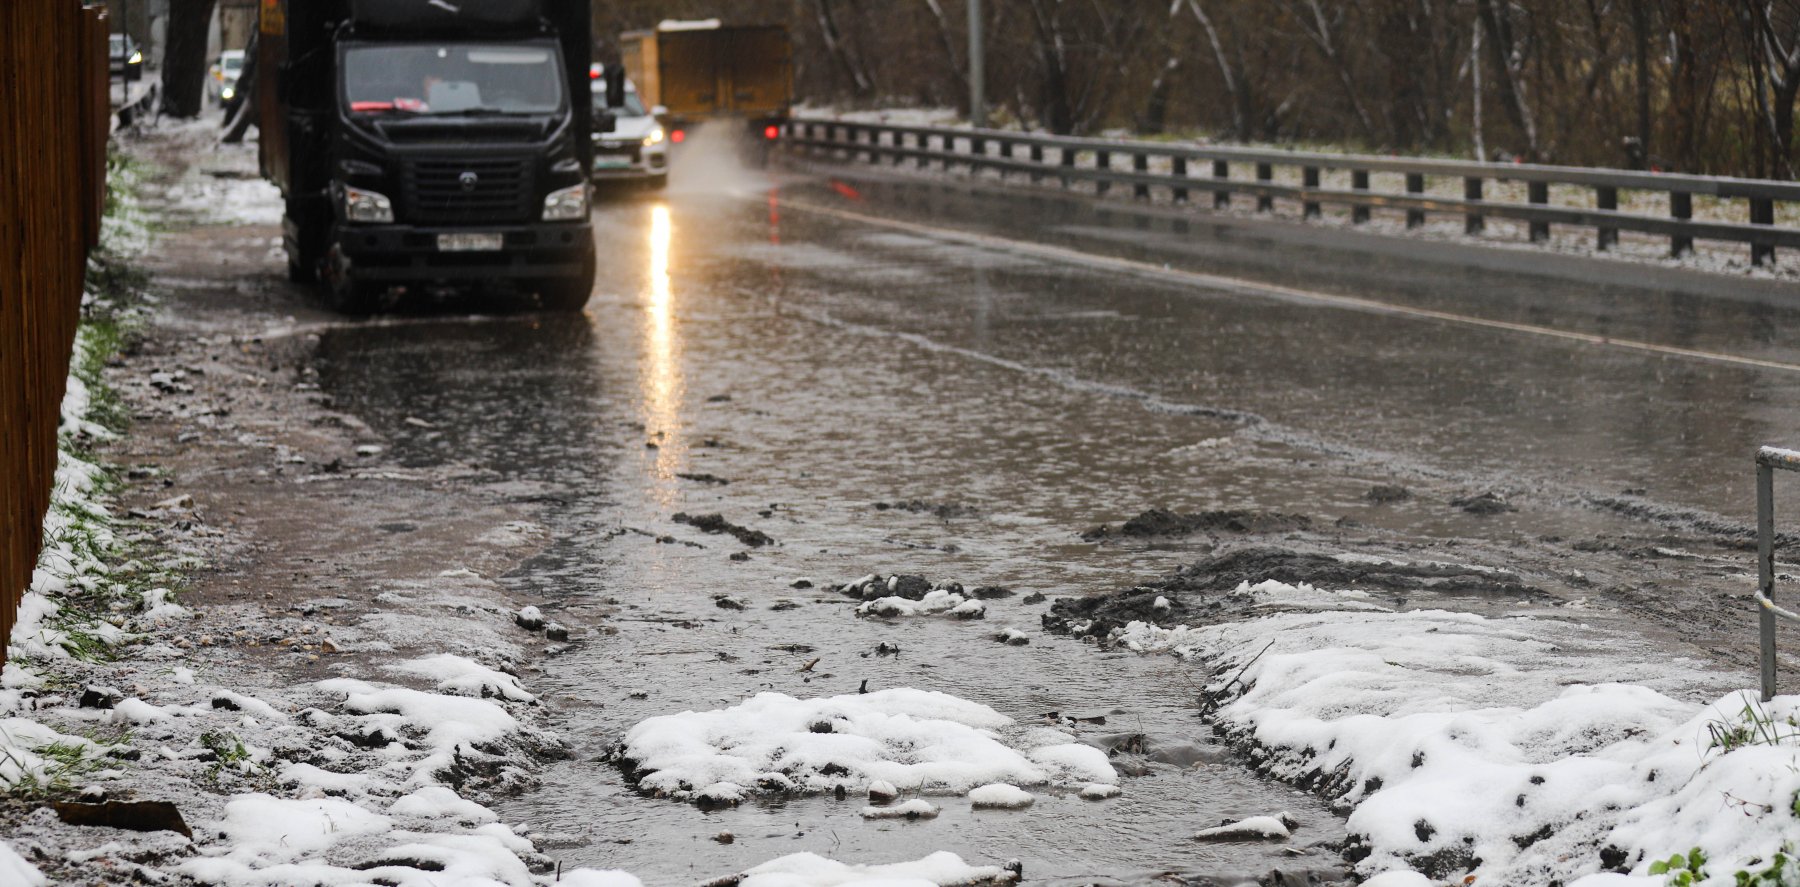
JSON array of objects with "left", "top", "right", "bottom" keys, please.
[{"left": 604, "top": 66, "right": 625, "bottom": 109}]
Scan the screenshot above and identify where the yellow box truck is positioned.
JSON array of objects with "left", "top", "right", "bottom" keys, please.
[{"left": 618, "top": 20, "right": 791, "bottom": 161}]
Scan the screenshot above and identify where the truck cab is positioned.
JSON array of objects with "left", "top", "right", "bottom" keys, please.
[{"left": 258, "top": 0, "right": 595, "bottom": 313}]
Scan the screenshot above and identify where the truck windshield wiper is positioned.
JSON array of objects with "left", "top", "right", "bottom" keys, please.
[{"left": 433, "top": 106, "right": 531, "bottom": 117}]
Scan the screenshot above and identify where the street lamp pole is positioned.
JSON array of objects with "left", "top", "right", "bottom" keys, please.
[{"left": 968, "top": 0, "right": 985, "bottom": 128}]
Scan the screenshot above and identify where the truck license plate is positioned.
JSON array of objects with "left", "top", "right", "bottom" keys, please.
[{"left": 437, "top": 232, "right": 504, "bottom": 252}]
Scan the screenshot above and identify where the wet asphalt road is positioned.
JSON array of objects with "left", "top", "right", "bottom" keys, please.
[{"left": 307, "top": 141, "right": 1800, "bottom": 883}]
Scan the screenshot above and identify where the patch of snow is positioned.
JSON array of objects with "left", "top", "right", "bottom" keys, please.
[
  {"left": 315, "top": 679, "right": 519, "bottom": 785},
  {"left": 859, "top": 798, "right": 940, "bottom": 819},
  {"left": 620, "top": 688, "right": 1112, "bottom": 803},
  {"left": 967, "top": 783, "right": 1033, "bottom": 809},
  {"left": 0, "top": 841, "right": 47, "bottom": 887},
  {"left": 857, "top": 589, "right": 986, "bottom": 619},
  {"left": 388, "top": 654, "right": 534, "bottom": 703},
  {"left": 1102, "top": 577, "right": 1782, "bottom": 884},
  {"left": 388, "top": 785, "right": 498, "bottom": 824},
  {"left": 1078, "top": 783, "right": 1120, "bottom": 800},
  {"left": 737, "top": 851, "right": 1016, "bottom": 887},
  {"left": 1194, "top": 814, "right": 1293, "bottom": 841},
  {"left": 558, "top": 870, "right": 647, "bottom": 887}
]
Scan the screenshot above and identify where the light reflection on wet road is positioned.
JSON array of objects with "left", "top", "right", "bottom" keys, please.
[{"left": 312, "top": 146, "right": 1800, "bottom": 883}]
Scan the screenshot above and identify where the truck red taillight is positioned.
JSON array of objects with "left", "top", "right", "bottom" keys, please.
[
  {"left": 671, "top": 129, "right": 686, "bottom": 144},
  {"left": 764, "top": 125, "right": 780, "bottom": 140}
]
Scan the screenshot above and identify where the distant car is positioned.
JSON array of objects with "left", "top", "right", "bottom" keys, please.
[
  {"left": 109, "top": 34, "right": 143, "bottom": 82},
  {"left": 590, "top": 68, "right": 669, "bottom": 189},
  {"left": 208, "top": 50, "right": 245, "bottom": 109}
]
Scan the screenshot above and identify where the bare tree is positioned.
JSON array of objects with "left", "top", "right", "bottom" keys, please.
[{"left": 161, "top": 0, "right": 217, "bottom": 118}]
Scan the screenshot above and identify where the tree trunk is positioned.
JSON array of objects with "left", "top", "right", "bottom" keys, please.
[
  {"left": 1140, "top": 57, "right": 1178, "bottom": 135},
  {"left": 813, "top": 0, "right": 873, "bottom": 97},
  {"left": 1629, "top": 0, "right": 1653, "bottom": 169},
  {"left": 1476, "top": 0, "right": 1540, "bottom": 159},
  {"left": 161, "top": 0, "right": 216, "bottom": 119}
]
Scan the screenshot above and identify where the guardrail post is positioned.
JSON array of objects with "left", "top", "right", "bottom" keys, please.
[
  {"left": 1172, "top": 156, "right": 1189, "bottom": 203},
  {"left": 1405, "top": 173, "right": 1425, "bottom": 228},
  {"left": 1464, "top": 177, "right": 1484, "bottom": 234},
  {"left": 867, "top": 129, "right": 880, "bottom": 164},
  {"left": 1256, "top": 162, "right": 1273, "bottom": 212},
  {"left": 1352, "top": 170, "right": 1370, "bottom": 223},
  {"left": 1752, "top": 197, "right": 1777, "bottom": 266},
  {"left": 891, "top": 131, "right": 906, "bottom": 166},
  {"left": 1133, "top": 154, "right": 1150, "bottom": 200},
  {"left": 1096, "top": 150, "right": 1112, "bottom": 196},
  {"left": 942, "top": 135, "right": 955, "bottom": 171},
  {"left": 1213, "top": 160, "right": 1230, "bottom": 208},
  {"left": 1030, "top": 144, "right": 1044, "bottom": 183},
  {"left": 1596, "top": 186, "right": 1618, "bottom": 250},
  {"left": 1671, "top": 192, "right": 1693, "bottom": 257},
  {"left": 1528, "top": 181, "right": 1551, "bottom": 242},
  {"left": 916, "top": 132, "right": 929, "bottom": 169},
  {"left": 998, "top": 140, "right": 1013, "bottom": 180},
  {"left": 1760, "top": 458, "right": 1777, "bottom": 702},
  {"left": 972, "top": 134, "right": 986, "bottom": 165},
  {"left": 1302, "top": 166, "right": 1321, "bottom": 218}
]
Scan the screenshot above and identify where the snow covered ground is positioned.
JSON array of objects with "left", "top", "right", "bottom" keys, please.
[{"left": 1106, "top": 579, "right": 1799, "bottom": 885}]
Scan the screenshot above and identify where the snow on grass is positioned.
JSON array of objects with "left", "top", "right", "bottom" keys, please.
[
  {"left": 734, "top": 851, "right": 1019, "bottom": 887},
  {"left": 1103, "top": 577, "right": 1792, "bottom": 885},
  {"left": 618, "top": 688, "right": 1115, "bottom": 804}
]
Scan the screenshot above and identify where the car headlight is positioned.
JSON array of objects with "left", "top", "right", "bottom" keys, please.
[
  {"left": 542, "top": 183, "right": 588, "bottom": 220},
  {"left": 340, "top": 185, "right": 393, "bottom": 223},
  {"left": 643, "top": 127, "right": 665, "bottom": 147},
  {"left": 128, "top": 50, "right": 142, "bottom": 65},
  {"left": 221, "top": 86, "right": 235, "bottom": 101}
]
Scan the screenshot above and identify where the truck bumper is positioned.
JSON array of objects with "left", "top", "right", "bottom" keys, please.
[{"left": 331, "top": 222, "right": 594, "bottom": 282}]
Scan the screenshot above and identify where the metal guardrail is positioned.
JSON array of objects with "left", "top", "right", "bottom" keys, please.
[
  {"left": 785, "top": 119, "right": 1800, "bottom": 265},
  {"left": 1757, "top": 447, "right": 1800, "bottom": 701}
]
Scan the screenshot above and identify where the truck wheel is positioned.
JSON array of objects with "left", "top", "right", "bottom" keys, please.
[
  {"left": 327, "top": 275, "right": 383, "bottom": 316},
  {"left": 535, "top": 278, "right": 592, "bottom": 312},
  {"left": 287, "top": 254, "right": 316, "bottom": 284}
]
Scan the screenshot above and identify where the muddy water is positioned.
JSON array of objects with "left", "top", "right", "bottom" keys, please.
[{"left": 309, "top": 155, "right": 1791, "bottom": 882}]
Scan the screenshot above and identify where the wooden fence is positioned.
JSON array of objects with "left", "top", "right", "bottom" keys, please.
[{"left": 1, "top": 1, "right": 111, "bottom": 667}]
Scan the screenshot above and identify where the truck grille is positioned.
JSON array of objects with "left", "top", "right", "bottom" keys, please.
[{"left": 402, "top": 156, "right": 536, "bottom": 224}]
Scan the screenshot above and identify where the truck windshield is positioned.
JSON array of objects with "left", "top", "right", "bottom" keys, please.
[{"left": 343, "top": 43, "right": 564, "bottom": 115}]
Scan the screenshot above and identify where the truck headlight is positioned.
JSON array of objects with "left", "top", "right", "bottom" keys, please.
[
  {"left": 542, "top": 183, "right": 588, "bottom": 221},
  {"left": 643, "top": 127, "right": 665, "bottom": 147},
  {"left": 341, "top": 185, "right": 393, "bottom": 223}
]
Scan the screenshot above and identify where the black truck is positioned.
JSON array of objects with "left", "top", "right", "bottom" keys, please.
[{"left": 256, "top": 0, "right": 595, "bottom": 312}]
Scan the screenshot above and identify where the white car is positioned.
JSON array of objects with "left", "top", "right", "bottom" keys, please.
[
  {"left": 590, "top": 75, "right": 668, "bottom": 189},
  {"left": 208, "top": 49, "right": 244, "bottom": 108}
]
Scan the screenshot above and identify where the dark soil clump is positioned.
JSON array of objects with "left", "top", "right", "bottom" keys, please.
[
  {"left": 1044, "top": 547, "right": 1546, "bottom": 641},
  {"left": 835, "top": 573, "right": 969, "bottom": 601},
  {"left": 1451, "top": 492, "right": 1515, "bottom": 515},
  {"left": 873, "top": 500, "right": 981, "bottom": 520},
  {"left": 673, "top": 512, "right": 774, "bottom": 547},
  {"left": 1081, "top": 508, "right": 1312, "bottom": 541}
]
